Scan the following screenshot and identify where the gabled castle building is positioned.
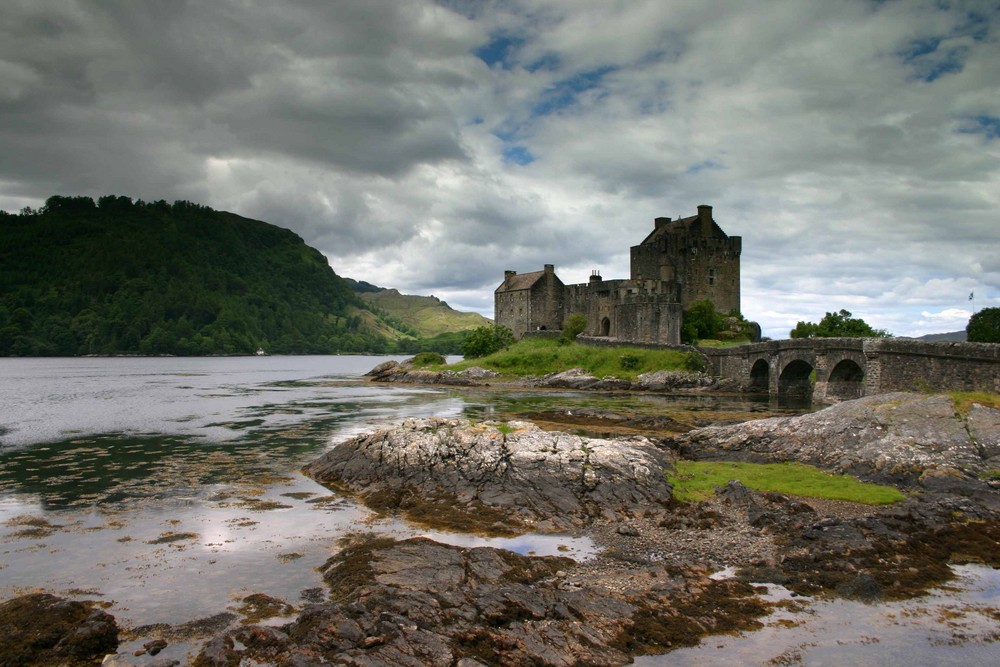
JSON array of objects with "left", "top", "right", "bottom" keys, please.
[{"left": 494, "top": 205, "right": 741, "bottom": 345}]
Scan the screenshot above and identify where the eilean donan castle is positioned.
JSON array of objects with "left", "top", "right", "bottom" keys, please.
[{"left": 495, "top": 205, "right": 741, "bottom": 345}]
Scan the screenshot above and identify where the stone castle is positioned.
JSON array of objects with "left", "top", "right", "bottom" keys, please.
[{"left": 495, "top": 205, "right": 741, "bottom": 345}]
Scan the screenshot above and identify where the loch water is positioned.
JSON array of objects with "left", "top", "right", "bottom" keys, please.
[{"left": 1, "top": 356, "right": 997, "bottom": 665}]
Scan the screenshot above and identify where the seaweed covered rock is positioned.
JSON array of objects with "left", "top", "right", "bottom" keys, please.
[
  {"left": 196, "top": 535, "right": 767, "bottom": 666},
  {"left": 0, "top": 593, "right": 118, "bottom": 666},
  {"left": 304, "top": 418, "right": 674, "bottom": 533}
]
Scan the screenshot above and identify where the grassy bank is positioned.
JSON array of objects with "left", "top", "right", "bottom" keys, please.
[
  {"left": 438, "top": 338, "right": 703, "bottom": 380},
  {"left": 668, "top": 460, "right": 906, "bottom": 505},
  {"left": 948, "top": 391, "right": 1000, "bottom": 414}
]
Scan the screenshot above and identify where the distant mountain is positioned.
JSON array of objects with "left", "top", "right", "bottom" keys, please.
[
  {"left": 349, "top": 284, "right": 491, "bottom": 338},
  {"left": 0, "top": 195, "right": 420, "bottom": 356},
  {"left": 917, "top": 331, "right": 967, "bottom": 342}
]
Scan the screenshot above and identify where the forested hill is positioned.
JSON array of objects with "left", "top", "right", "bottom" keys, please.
[{"left": 0, "top": 195, "right": 411, "bottom": 356}]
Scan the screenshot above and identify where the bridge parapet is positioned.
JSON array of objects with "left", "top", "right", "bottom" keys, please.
[{"left": 701, "top": 338, "right": 999, "bottom": 401}]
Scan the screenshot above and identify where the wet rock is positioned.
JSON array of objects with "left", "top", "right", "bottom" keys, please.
[
  {"left": 536, "top": 368, "right": 601, "bottom": 389},
  {"left": 634, "top": 370, "right": 715, "bottom": 391},
  {"left": 143, "top": 638, "right": 168, "bottom": 655},
  {"left": 304, "top": 418, "right": 675, "bottom": 532},
  {"left": 364, "top": 360, "right": 400, "bottom": 379},
  {"left": 191, "top": 634, "right": 240, "bottom": 667},
  {"left": 836, "top": 571, "right": 883, "bottom": 601},
  {"left": 673, "top": 392, "right": 1000, "bottom": 488},
  {"left": 367, "top": 360, "right": 501, "bottom": 386},
  {"left": 203, "top": 535, "right": 768, "bottom": 666},
  {"left": 364, "top": 360, "right": 721, "bottom": 392},
  {"left": 0, "top": 593, "right": 118, "bottom": 666},
  {"left": 447, "top": 366, "right": 500, "bottom": 380}
]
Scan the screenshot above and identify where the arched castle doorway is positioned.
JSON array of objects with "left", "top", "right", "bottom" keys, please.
[{"left": 600, "top": 317, "right": 611, "bottom": 336}]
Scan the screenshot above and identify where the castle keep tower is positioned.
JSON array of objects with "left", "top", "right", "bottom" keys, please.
[
  {"left": 495, "top": 205, "right": 741, "bottom": 343},
  {"left": 629, "top": 204, "right": 741, "bottom": 313}
]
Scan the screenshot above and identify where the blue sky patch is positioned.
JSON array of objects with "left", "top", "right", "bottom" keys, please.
[
  {"left": 531, "top": 66, "right": 617, "bottom": 117},
  {"left": 686, "top": 160, "right": 724, "bottom": 174},
  {"left": 898, "top": 35, "right": 968, "bottom": 82},
  {"left": 474, "top": 34, "right": 523, "bottom": 69},
  {"left": 958, "top": 115, "right": 1000, "bottom": 140},
  {"left": 524, "top": 52, "right": 561, "bottom": 73},
  {"left": 503, "top": 145, "right": 535, "bottom": 165}
]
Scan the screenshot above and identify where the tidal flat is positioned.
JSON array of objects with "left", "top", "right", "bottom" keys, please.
[{"left": 1, "top": 356, "right": 998, "bottom": 665}]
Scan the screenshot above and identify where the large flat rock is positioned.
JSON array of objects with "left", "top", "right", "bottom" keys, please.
[{"left": 304, "top": 418, "right": 675, "bottom": 532}]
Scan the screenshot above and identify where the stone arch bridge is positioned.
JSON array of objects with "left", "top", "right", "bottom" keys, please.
[{"left": 702, "top": 338, "right": 1000, "bottom": 402}]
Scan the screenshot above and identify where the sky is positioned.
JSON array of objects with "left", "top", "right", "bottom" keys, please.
[{"left": 1, "top": 1, "right": 997, "bottom": 339}]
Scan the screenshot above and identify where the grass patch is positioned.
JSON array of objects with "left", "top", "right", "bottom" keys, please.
[
  {"left": 694, "top": 339, "right": 753, "bottom": 348},
  {"left": 439, "top": 337, "right": 699, "bottom": 380},
  {"left": 949, "top": 391, "right": 1000, "bottom": 415},
  {"left": 667, "top": 460, "right": 906, "bottom": 505}
]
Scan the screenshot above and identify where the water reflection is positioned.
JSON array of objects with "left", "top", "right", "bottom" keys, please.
[
  {"left": 0, "top": 357, "right": 605, "bottom": 626},
  {"left": 638, "top": 564, "right": 1000, "bottom": 666}
]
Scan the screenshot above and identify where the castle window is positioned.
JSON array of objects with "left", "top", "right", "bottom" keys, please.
[{"left": 708, "top": 268, "right": 716, "bottom": 286}]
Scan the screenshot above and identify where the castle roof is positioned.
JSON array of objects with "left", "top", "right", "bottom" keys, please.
[
  {"left": 495, "top": 270, "right": 545, "bottom": 292},
  {"left": 639, "top": 215, "right": 694, "bottom": 244}
]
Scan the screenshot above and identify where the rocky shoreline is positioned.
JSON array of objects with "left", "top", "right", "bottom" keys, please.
[
  {"left": 5, "top": 387, "right": 1000, "bottom": 666},
  {"left": 365, "top": 359, "right": 740, "bottom": 393}
]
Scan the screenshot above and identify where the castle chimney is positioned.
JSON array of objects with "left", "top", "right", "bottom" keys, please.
[
  {"left": 697, "top": 204, "right": 713, "bottom": 235},
  {"left": 544, "top": 264, "right": 554, "bottom": 274},
  {"left": 654, "top": 216, "right": 670, "bottom": 230},
  {"left": 504, "top": 270, "right": 516, "bottom": 286},
  {"left": 589, "top": 269, "right": 603, "bottom": 283}
]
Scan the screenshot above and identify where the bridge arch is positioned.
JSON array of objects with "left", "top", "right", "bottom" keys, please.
[
  {"left": 827, "top": 359, "right": 864, "bottom": 400},
  {"left": 749, "top": 358, "right": 769, "bottom": 392},
  {"left": 778, "top": 359, "right": 814, "bottom": 400}
]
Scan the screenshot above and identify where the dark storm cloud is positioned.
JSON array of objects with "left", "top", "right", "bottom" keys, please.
[{"left": 2, "top": 1, "right": 999, "bottom": 338}]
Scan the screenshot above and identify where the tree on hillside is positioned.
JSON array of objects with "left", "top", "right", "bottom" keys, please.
[
  {"left": 790, "top": 309, "right": 890, "bottom": 339},
  {"left": 967, "top": 307, "right": 1000, "bottom": 343}
]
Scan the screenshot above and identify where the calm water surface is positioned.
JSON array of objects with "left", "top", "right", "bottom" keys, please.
[
  {"left": 1, "top": 356, "right": 996, "bottom": 664},
  {"left": 0, "top": 356, "right": 607, "bottom": 628}
]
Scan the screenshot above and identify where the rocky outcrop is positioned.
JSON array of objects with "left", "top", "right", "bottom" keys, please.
[
  {"left": 672, "top": 392, "right": 1000, "bottom": 488},
  {"left": 366, "top": 360, "right": 721, "bottom": 392},
  {"left": 192, "top": 535, "right": 768, "bottom": 667},
  {"left": 366, "top": 360, "right": 500, "bottom": 385},
  {"left": 535, "top": 368, "right": 717, "bottom": 391},
  {"left": 304, "top": 418, "right": 674, "bottom": 532},
  {"left": 0, "top": 593, "right": 119, "bottom": 666}
]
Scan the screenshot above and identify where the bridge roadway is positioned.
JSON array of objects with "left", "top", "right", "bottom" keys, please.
[{"left": 701, "top": 338, "right": 1000, "bottom": 402}]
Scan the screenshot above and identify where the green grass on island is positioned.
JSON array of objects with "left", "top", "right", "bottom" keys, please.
[
  {"left": 432, "top": 337, "right": 704, "bottom": 380},
  {"left": 667, "top": 460, "right": 906, "bottom": 505}
]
